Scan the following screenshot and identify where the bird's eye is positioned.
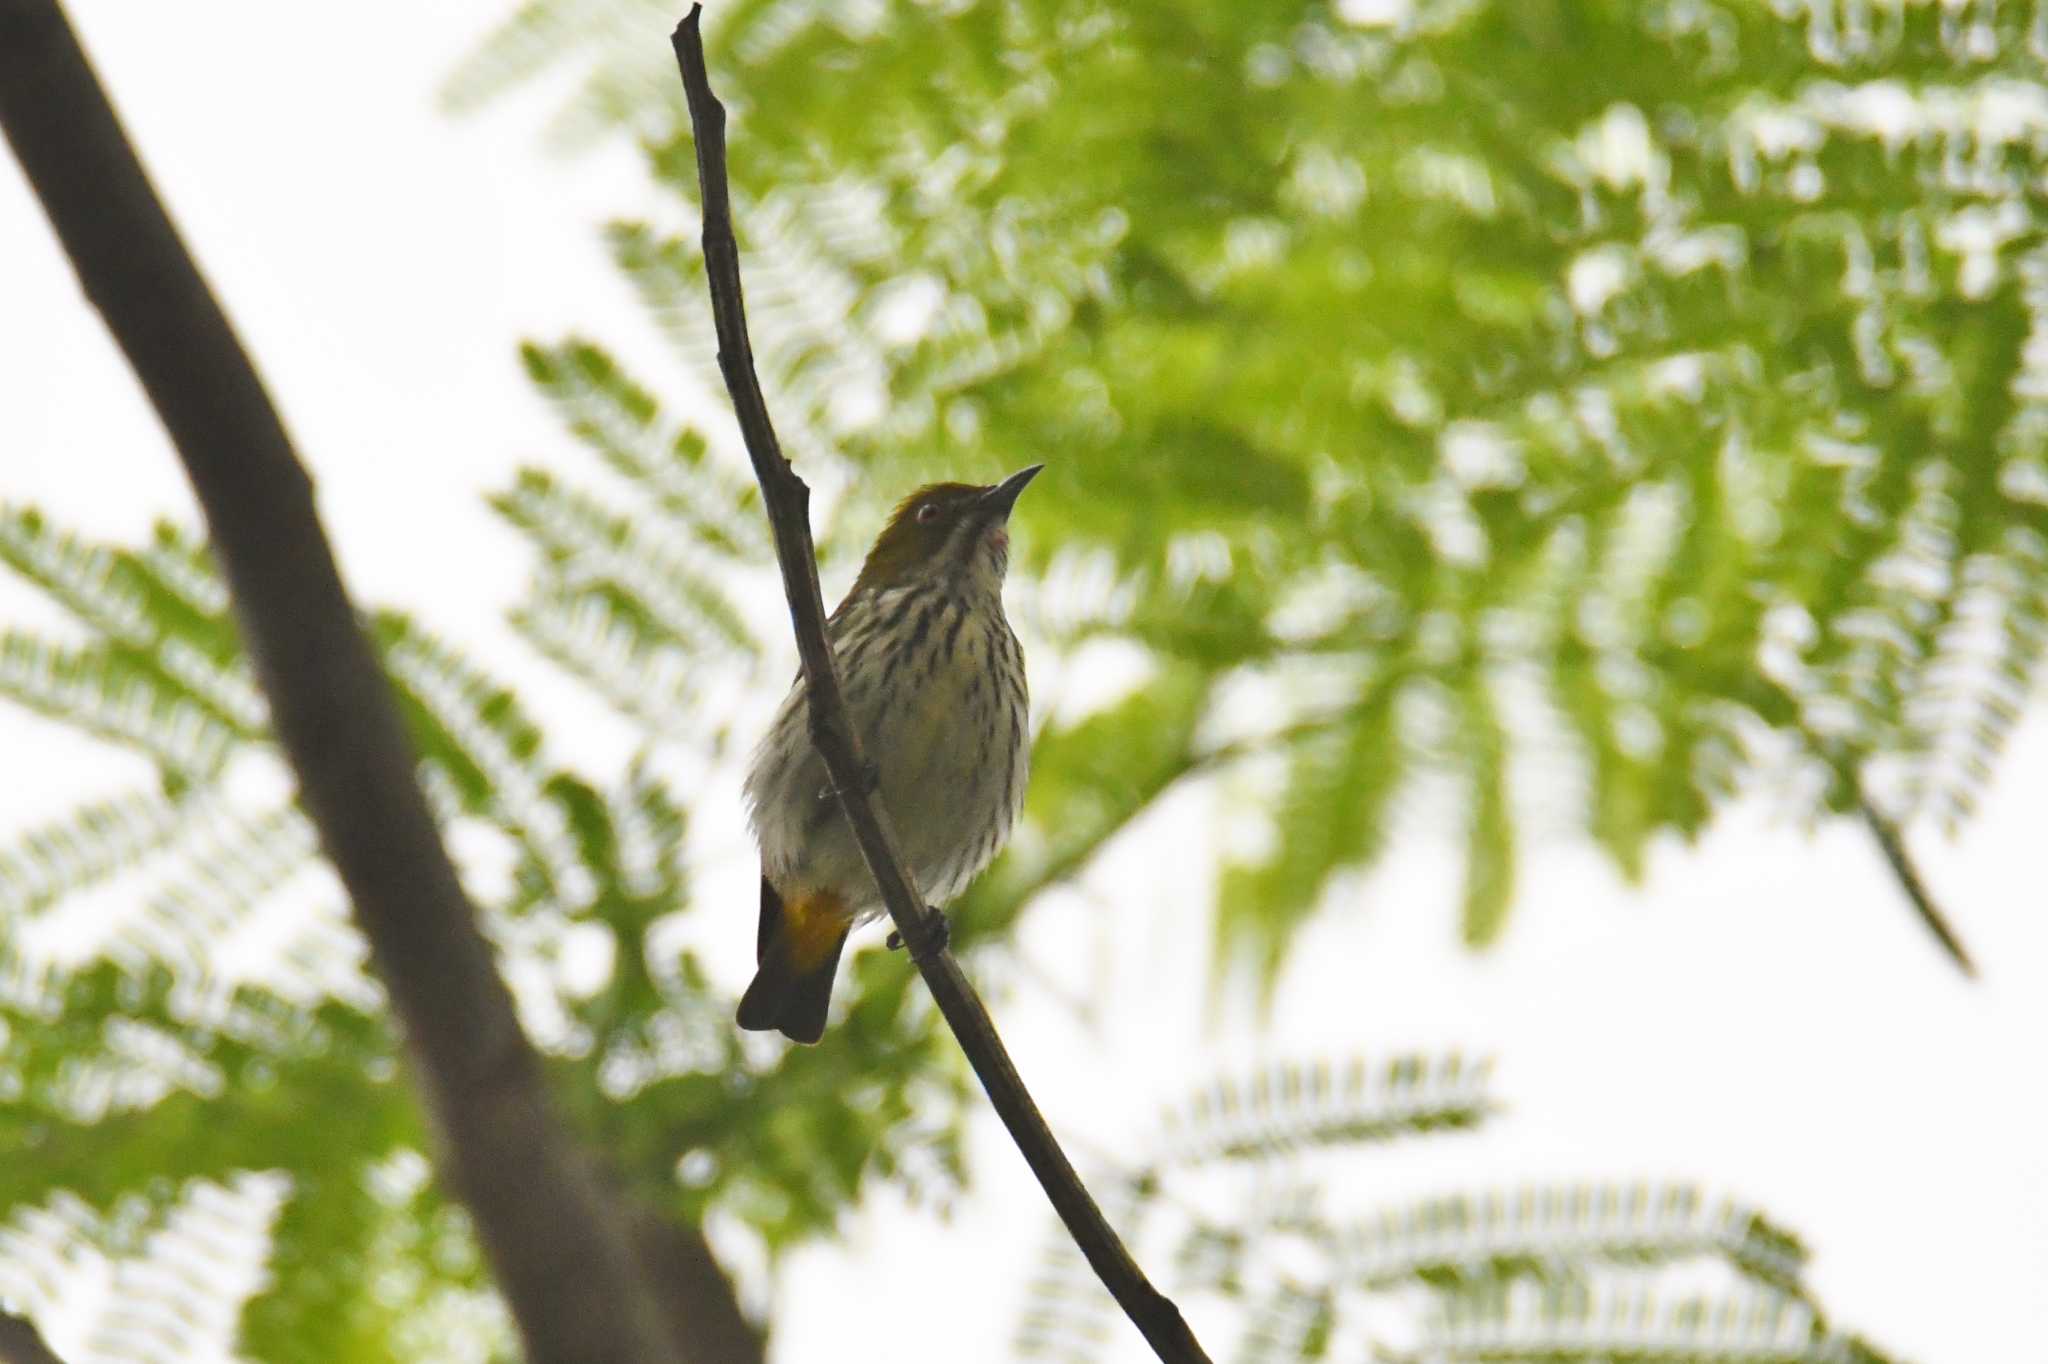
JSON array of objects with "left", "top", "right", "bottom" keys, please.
[{"left": 915, "top": 503, "right": 941, "bottom": 524}]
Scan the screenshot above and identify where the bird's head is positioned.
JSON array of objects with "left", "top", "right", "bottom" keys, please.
[{"left": 850, "top": 464, "right": 1043, "bottom": 597}]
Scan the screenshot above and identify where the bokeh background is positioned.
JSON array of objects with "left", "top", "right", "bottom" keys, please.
[{"left": 3, "top": 2, "right": 2046, "bottom": 1361}]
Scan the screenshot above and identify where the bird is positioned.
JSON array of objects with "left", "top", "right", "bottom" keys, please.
[{"left": 737, "top": 465, "right": 1042, "bottom": 1043}]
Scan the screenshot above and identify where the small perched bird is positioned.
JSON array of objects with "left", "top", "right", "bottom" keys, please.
[{"left": 738, "top": 465, "right": 1041, "bottom": 1043}]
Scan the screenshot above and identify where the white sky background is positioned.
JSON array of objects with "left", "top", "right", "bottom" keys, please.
[{"left": 2, "top": 4, "right": 2045, "bottom": 1362}]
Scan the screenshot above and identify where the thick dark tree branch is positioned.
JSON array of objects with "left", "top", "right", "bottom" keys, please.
[
  {"left": 0, "top": 6, "right": 760, "bottom": 1362},
  {"left": 0, "top": 1312, "right": 66, "bottom": 1364},
  {"left": 670, "top": 11, "right": 1211, "bottom": 1362},
  {"left": 629, "top": 1203, "right": 766, "bottom": 1364}
]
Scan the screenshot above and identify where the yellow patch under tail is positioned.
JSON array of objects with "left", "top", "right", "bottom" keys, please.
[
  {"left": 737, "top": 880, "right": 852, "bottom": 1044},
  {"left": 781, "top": 890, "right": 851, "bottom": 971}
]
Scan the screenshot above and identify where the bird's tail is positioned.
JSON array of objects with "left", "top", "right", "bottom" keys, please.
[{"left": 737, "top": 879, "right": 850, "bottom": 1045}]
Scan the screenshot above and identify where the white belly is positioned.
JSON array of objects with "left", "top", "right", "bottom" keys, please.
[{"left": 746, "top": 592, "right": 1027, "bottom": 919}]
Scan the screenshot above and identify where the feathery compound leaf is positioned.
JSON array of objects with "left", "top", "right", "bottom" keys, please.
[
  {"left": 1157, "top": 1055, "right": 1497, "bottom": 1165},
  {"left": 0, "top": 511, "right": 248, "bottom": 675},
  {"left": 377, "top": 616, "right": 547, "bottom": 797},
  {"left": 520, "top": 336, "right": 767, "bottom": 561},
  {"left": 1013, "top": 1170, "right": 1149, "bottom": 1364},
  {"left": 509, "top": 587, "right": 702, "bottom": 735},
  {"left": 1216, "top": 674, "right": 1404, "bottom": 988},
  {"left": 1236, "top": 1282, "right": 1335, "bottom": 1364},
  {"left": 1458, "top": 670, "right": 1515, "bottom": 948},
  {"left": 0, "top": 507, "right": 154, "bottom": 645},
  {"left": 135, "top": 520, "right": 231, "bottom": 618},
  {"left": 1422, "top": 1281, "right": 1901, "bottom": 1364},
  {"left": 0, "top": 1176, "right": 287, "bottom": 1364},
  {"left": 1921, "top": 532, "right": 2048, "bottom": 828},
  {"left": 1340, "top": 1184, "right": 1808, "bottom": 1298},
  {"left": 620, "top": 965, "right": 969, "bottom": 1251},
  {"left": 602, "top": 217, "right": 865, "bottom": 476},
  {"left": 604, "top": 760, "right": 687, "bottom": 906},
  {"left": 244, "top": 1156, "right": 512, "bottom": 1364},
  {"left": 1000, "top": 1047, "right": 1903, "bottom": 1358},
  {"left": 957, "top": 659, "right": 1213, "bottom": 941},
  {"left": 440, "top": 0, "right": 678, "bottom": 150},
  {"left": 440, "top": 0, "right": 615, "bottom": 111},
  {"left": 0, "top": 631, "right": 235, "bottom": 781},
  {"left": 375, "top": 614, "right": 592, "bottom": 911},
  {"left": 0, "top": 500, "right": 964, "bottom": 1349},
  {"left": 123, "top": 803, "right": 321, "bottom": 982},
  {"left": 0, "top": 512, "right": 259, "bottom": 782},
  {"left": 473, "top": 0, "right": 2048, "bottom": 961},
  {"left": 492, "top": 468, "right": 755, "bottom": 657},
  {"left": 0, "top": 968, "right": 407, "bottom": 1209},
  {"left": 601, "top": 220, "right": 713, "bottom": 366},
  {"left": 0, "top": 787, "right": 196, "bottom": 920}
]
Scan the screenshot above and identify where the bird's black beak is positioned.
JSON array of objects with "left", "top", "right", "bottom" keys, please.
[{"left": 981, "top": 464, "right": 1044, "bottom": 521}]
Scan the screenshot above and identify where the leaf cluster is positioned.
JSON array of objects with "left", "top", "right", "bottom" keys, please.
[
  {"left": 0, "top": 500, "right": 964, "bottom": 1358},
  {"left": 1014, "top": 1054, "right": 1901, "bottom": 1364},
  {"left": 451, "top": 0, "right": 2048, "bottom": 978}
]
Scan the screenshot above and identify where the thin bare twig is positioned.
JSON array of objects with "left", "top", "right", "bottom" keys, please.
[
  {"left": 1857, "top": 795, "right": 1977, "bottom": 977},
  {"left": 0, "top": 5, "right": 759, "bottom": 1361},
  {"left": 670, "top": 10, "right": 1211, "bottom": 1361},
  {"left": 1779, "top": 702, "right": 1975, "bottom": 976}
]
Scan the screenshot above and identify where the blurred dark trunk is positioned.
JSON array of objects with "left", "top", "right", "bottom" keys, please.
[{"left": 0, "top": 5, "right": 760, "bottom": 1362}]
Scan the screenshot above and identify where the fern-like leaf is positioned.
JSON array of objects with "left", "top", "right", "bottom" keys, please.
[
  {"left": 1216, "top": 671, "right": 1405, "bottom": 986},
  {"left": 1157, "top": 1055, "right": 1497, "bottom": 1166},
  {"left": 0, "top": 631, "right": 235, "bottom": 781},
  {"left": 492, "top": 469, "right": 755, "bottom": 658},
  {"left": 1342, "top": 1183, "right": 1808, "bottom": 1298},
  {"left": 1012, "top": 1170, "right": 1149, "bottom": 1364},
  {"left": 520, "top": 337, "right": 768, "bottom": 563},
  {"left": 1421, "top": 1281, "right": 1901, "bottom": 1364},
  {"left": 0, "top": 787, "right": 196, "bottom": 921}
]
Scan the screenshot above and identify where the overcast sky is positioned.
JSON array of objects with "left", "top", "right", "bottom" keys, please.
[{"left": 3, "top": 5, "right": 2045, "bottom": 1362}]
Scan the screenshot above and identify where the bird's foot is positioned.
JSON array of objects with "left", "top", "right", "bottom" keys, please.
[
  {"left": 887, "top": 906, "right": 950, "bottom": 958},
  {"left": 829, "top": 757, "right": 881, "bottom": 802},
  {"left": 859, "top": 756, "right": 881, "bottom": 794}
]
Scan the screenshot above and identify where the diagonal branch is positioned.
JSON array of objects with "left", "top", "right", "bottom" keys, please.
[
  {"left": 0, "top": 1312, "right": 66, "bottom": 1364},
  {"left": 1857, "top": 794, "right": 1976, "bottom": 977},
  {"left": 0, "top": 5, "right": 759, "bottom": 1362},
  {"left": 670, "top": 10, "right": 1211, "bottom": 1362},
  {"left": 1782, "top": 703, "right": 1976, "bottom": 976}
]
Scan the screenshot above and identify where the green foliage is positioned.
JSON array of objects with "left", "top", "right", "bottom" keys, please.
[
  {"left": 0, "top": 1174, "right": 297, "bottom": 1364},
  {"left": 499, "top": 339, "right": 767, "bottom": 743},
  {"left": 244, "top": 1159, "right": 512, "bottom": 1364},
  {"left": 1423, "top": 1282, "right": 1896, "bottom": 1364},
  {"left": 7, "top": 1, "right": 2040, "bottom": 1356},
  {"left": 450, "top": 0, "right": 2048, "bottom": 982},
  {"left": 0, "top": 786, "right": 197, "bottom": 920},
  {"left": 1154, "top": 1053, "right": 1495, "bottom": 1163},
  {"left": 1343, "top": 1182, "right": 1808, "bottom": 1297},
  {"left": 1014, "top": 1056, "right": 1901, "bottom": 1364},
  {"left": 0, "top": 964, "right": 428, "bottom": 1364},
  {"left": 0, "top": 512, "right": 255, "bottom": 784},
  {"left": 960, "top": 658, "right": 1215, "bottom": 943},
  {"left": 0, "top": 500, "right": 968, "bottom": 1356},
  {"left": 1216, "top": 677, "right": 1403, "bottom": 980}
]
